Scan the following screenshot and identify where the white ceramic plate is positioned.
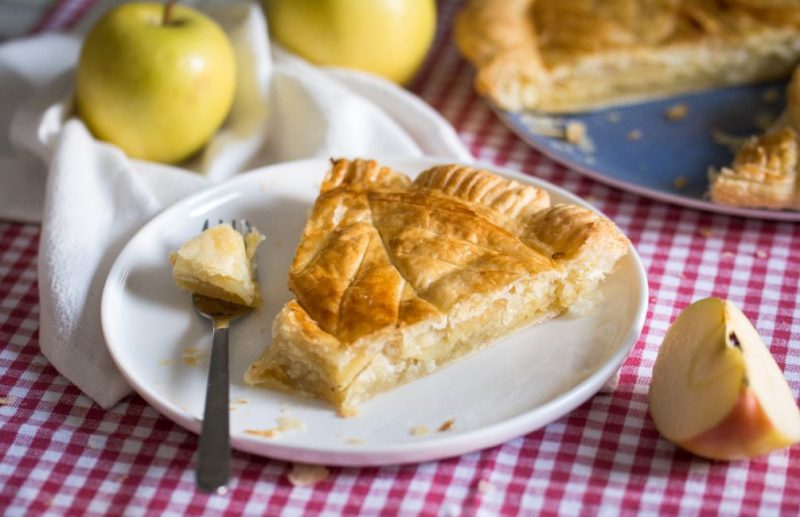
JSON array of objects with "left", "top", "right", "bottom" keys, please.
[{"left": 102, "top": 156, "right": 648, "bottom": 466}]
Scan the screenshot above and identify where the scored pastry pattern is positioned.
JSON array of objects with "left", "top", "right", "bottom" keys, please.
[{"left": 246, "top": 158, "right": 628, "bottom": 411}]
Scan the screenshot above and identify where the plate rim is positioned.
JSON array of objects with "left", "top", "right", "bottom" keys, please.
[
  {"left": 101, "top": 155, "right": 649, "bottom": 466},
  {"left": 494, "top": 107, "right": 800, "bottom": 223}
]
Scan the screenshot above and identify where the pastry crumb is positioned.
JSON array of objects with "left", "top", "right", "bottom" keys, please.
[
  {"left": 606, "top": 111, "right": 621, "bottom": 123},
  {"left": 288, "top": 463, "right": 329, "bottom": 487},
  {"left": 245, "top": 428, "right": 280, "bottom": 439},
  {"left": 344, "top": 437, "right": 364, "bottom": 445},
  {"left": 698, "top": 228, "right": 714, "bottom": 238},
  {"left": 338, "top": 406, "right": 359, "bottom": 418},
  {"left": 159, "top": 359, "right": 175, "bottom": 366},
  {"left": 565, "top": 121, "right": 587, "bottom": 144},
  {"left": 277, "top": 416, "right": 307, "bottom": 433},
  {"left": 437, "top": 419, "right": 455, "bottom": 432},
  {"left": 0, "top": 396, "right": 15, "bottom": 406},
  {"left": 410, "top": 425, "right": 431, "bottom": 437},
  {"left": 762, "top": 87, "right": 780, "bottom": 103},
  {"left": 181, "top": 347, "right": 207, "bottom": 367},
  {"left": 672, "top": 176, "right": 689, "bottom": 189},
  {"left": 711, "top": 128, "right": 745, "bottom": 152},
  {"left": 755, "top": 250, "right": 768, "bottom": 259},
  {"left": 665, "top": 103, "right": 688, "bottom": 121},
  {"left": 627, "top": 129, "right": 642, "bottom": 141},
  {"left": 519, "top": 113, "right": 564, "bottom": 138},
  {"left": 478, "top": 480, "right": 495, "bottom": 493},
  {"left": 722, "top": 251, "right": 735, "bottom": 259}
]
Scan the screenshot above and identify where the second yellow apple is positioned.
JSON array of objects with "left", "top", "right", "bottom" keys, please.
[{"left": 264, "top": 0, "right": 436, "bottom": 85}]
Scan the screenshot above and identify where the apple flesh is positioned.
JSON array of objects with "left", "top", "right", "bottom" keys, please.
[
  {"left": 649, "top": 297, "right": 800, "bottom": 460},
  {"left": 75, "top": 2, "right": 236, "bottom": 164}
]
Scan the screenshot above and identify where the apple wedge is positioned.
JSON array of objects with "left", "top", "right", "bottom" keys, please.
[{"left": 649, "top": 297, "right": 800, "bottom": 460}]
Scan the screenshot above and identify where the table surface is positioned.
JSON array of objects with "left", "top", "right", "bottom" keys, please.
[{"left": 2, "top": 1, "right": 800, "bottom": 515}]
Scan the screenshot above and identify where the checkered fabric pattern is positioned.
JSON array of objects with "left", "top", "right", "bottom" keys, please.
[{"left": 2, "top": 1, "right": 800, "bottom": 514}]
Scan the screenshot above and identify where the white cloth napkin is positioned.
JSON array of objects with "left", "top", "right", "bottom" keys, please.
[{"left": 0, "top": 0, "right": 473, "bottom": 409}]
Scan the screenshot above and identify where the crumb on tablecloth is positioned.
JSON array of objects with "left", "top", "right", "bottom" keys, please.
[
  {"left": 698, "top": 228, "right": 714, "bottom": 238},
  {"left": 755, "top": 250, "right": 769, "bottom": 259},
  {"left": 0, "top": 396, "right": 15, "bottom": 405},
  {"left": 478, "top": 480, "right": 495, "bottom": 493},
  {"left": 665, "top": 103, "right": 688, "bottom": 121},
  {"left": 288, "top": 464, "right": 329, "bottom": 487}
]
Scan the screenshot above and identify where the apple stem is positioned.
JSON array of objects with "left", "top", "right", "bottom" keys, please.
[{"left": 163, "top": 0, "right": 178, "bottom": 25}]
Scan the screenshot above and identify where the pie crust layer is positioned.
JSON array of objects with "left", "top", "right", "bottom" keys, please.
[
  {"left": 455, "top": 0, "right": 800, "bottom": 112},
  {"left": 169, "top": 223, "right": 264, "bottom": 307},
  {"left": 709, "top": 66, "right": 800, "bottom": 210},
  {"left": 244, "top": 159, "right": 629, "bottom": 414}
]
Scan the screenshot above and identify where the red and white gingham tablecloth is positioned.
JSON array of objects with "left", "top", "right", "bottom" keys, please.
[{"left": 2, "top": 1, "right": 799, "bottom": 514}]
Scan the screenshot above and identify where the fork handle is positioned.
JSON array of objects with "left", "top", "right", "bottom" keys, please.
[{"left": 197, "top": 326, "right": 230, "bottom": 492}]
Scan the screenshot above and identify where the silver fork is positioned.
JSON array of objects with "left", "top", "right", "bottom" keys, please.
[{"left": 193, "top": 218, "right": 258, "bottom": 493}]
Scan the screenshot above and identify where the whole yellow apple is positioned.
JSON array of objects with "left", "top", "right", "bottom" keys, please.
[
  {"left": 75, "top": 2, "right": 236, "bottom": 164},
  {"left": 649, "top": 297, "right": 800, "bottom": 460},
  {"left": 264, "top": 0, "right": 436, "bottom": 85}
]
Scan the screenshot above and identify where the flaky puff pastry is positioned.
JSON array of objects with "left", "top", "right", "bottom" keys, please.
[
  {"left": 709, "top": 66, "right": 800, "bottom": 210},
  {"left": 245, "top": 159, "right": 629, "bottom": 414},
  {"left": 455, "top": 0, "right": 800, "bottom": 113},
  {"left": 169, "top": 223, "right": 264, "bottom": 307}
]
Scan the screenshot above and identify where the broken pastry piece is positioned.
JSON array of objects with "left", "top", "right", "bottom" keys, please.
[
  {"left": 455, "top": 0, "right": 800, "bottom": 112},
  {"left": 709, "top": 66, "right": 800, "bottom": 210},
  {"left": 709, "top": 127, "right": 800, "bottom": 210},
  {"left": 170, "top": 223, "right": 264, "bottom": 307},
  {"left": 245, "top": 158, "right": 629, "bottom": 415}
]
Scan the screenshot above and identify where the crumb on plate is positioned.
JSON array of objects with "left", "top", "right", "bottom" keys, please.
[
  {"left": 565, "top": 121, "right": 587, "bottom": 144},
  {"left": 627, "top": 129, "right": 642, "bottom": 141},
  {"left": 673, "top": 176, "right": 689, "bottom": 189},
  {"left": 245, "top": 428, "right": 280, "bottom": 439},
  {"left": 665, "top": 103, "right": 688, "bottom": 121},
  {"left": 438, "top": 419, "right": 455, "bottom": 432},
  {"left": 410, "top": 425, "right": 431, "bottom": 437}
]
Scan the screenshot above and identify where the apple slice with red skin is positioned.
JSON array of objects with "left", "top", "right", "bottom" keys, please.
[{"left": 649, "top": 297, "right": 800, "bottom": 461}]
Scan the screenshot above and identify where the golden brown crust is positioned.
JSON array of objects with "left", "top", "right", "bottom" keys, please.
[
  {"left": 414, "top": 164, "right": 550, "bottom": 227},
  {"left": 709, "top": 127, "right": 800, "bottom": 210},
  {"left": 246, "top": 159, "right": 629, "bottom": 411},
  {"left": 456, "top": 0, "right": 800, "bottom": 112}
]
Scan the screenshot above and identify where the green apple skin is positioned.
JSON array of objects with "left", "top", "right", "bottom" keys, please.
[
  {"left": 76, "top": 3, "right": 236, "bottom": 164},
  {"left": 264, "top": 0, "right": 436, "bottom": 85}
]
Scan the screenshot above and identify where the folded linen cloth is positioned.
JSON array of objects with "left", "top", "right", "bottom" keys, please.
[{"left": 0, "top": 0, "right": 473, "bottom": 408}]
